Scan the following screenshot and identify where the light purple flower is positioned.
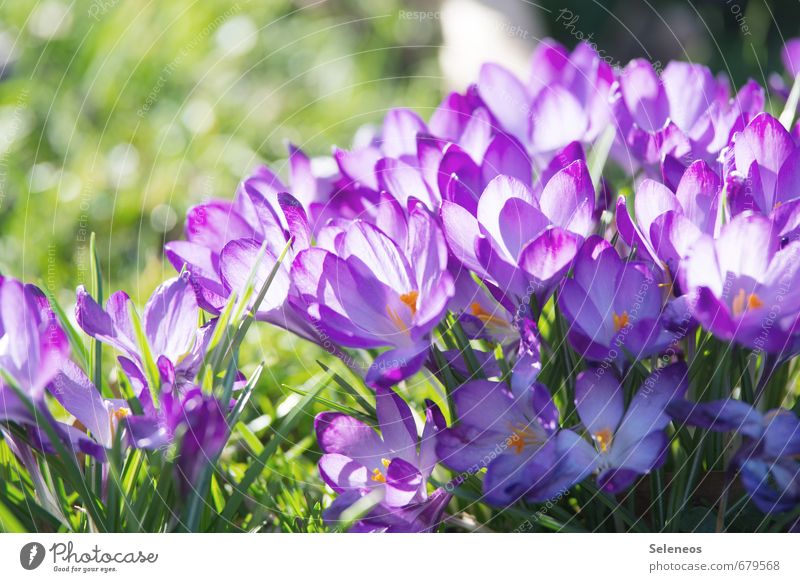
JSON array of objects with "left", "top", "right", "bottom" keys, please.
[
  {"left": 441, "top": 159, "right": 594, "bottom": 312},
  {"left": 315, "top": 387, "right": 449, "bottom": 532},
  {"left": 292, "top": 202, "right": 454, "bottom": 387},
  {"left": 76, "top": 272, "right": 212, "bottom": 392},
  {"left": 616, "top": 159, "right": 722, "bottom": 274},
  {"left": 614, "top": 59, "right": 763, "bottom": 171},
  {"left": 477, "top": 39, "right": 614, "bottom": 162},
  {"left": 679, "top": 213, "right": 800, "bottom": 353},
  {"left": 725, "top": 113, "right": 800, "bottom": 222},
  {"left": 558, "top": 236, "right": 678, "bottom": 365}
]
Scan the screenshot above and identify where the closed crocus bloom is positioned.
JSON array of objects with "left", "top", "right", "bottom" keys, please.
[
  {"left": 477, "top": 39, "right": 614, "bottom": 163},
  {"left": 574, "top": 362, "right": 688, "bottom": 493},
  {"left": 558, "top": 236, "right": 679, "bottom": 366},
  {"left": 164, "top": 165, "right": 317, "bottom": 341},
  {"left": 315, "top": 387, "right": 448, "bottom": 532},
  {"left": 680, "top": 213, "right": 800, "bottom": 353},
  {"left": 436, "top": 378, "right": 595, "bottom": 506},
  {"left": 292, "top": 203, "right": 454, "bottom": 387},
  {"left": 668, "top": 399, "right": 800, "bottom": 513}
]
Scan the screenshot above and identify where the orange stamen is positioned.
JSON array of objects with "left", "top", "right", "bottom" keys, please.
[
  {"left": 594, "top": 428, "right": 614, "bottom": 453},
  {"left": 732, "top": 288, "right": 763, "bottom": 317},
  {"left": 399, "top": 291, "right": 419, "bottom": 316},
  {"left": 507, "top": 423, "right": 541, "bottom": 454},
  {"left": 612, "top": 311, "right": 629, "bottom": 332}
]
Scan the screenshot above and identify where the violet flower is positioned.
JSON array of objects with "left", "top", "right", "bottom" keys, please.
[
  {"left": 574, "top": 362, "right": 688, "bottom": 493},
  {"left": 668, "top": 398, "right": 800, "bottom": 513},
  {"left": 292, "top": 202, "right": 454, "bottom": 387},
  {"left": 679, "top": 213, "right": 800, "bottom": 353},
  {"left": 75, "top": 272, "right": 214, "bottom": 393},
  {"left": 558, "top": 236, "right": 678, "bottom": 365},
  {"left": 315, "top": 387, "right": 449, "bottom": 532},
  {"left": 436, "top": 379, "right": 595, "bottom": 506},
  {"left": 725, "top": 113, "right": 800, "bottom": 237}
]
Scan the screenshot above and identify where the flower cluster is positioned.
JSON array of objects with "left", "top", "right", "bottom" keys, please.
[{"left": 3, "top": 37, "right": 800, "bottom": 532}]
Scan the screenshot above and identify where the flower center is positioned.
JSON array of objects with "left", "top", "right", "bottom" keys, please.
[
  {"left": 593, "top": 427, "right": 614, "bottom": 453},
  {"left": 113, "top": 407, "right": 131, "bottom": 421},
  {"left": 387, "top": 291, "right": 419, "bottom": 334},
  {"left": 470, "top": 302, "right": 510, "bottom": 328},
  {"left": 612, "top": 311, "right": 629, "bottom": 332},
  {"left": 399, "top": 291, "right": 419, "bottom": 316},
  {"left": 507, "top": 423, "right": 541, "bottom": 454},
  {"left": 370, "top": 458, "right": 391, "bottom": 483},
  {"left": 731, "top": 288, "right": 763, "bottom": 317}
]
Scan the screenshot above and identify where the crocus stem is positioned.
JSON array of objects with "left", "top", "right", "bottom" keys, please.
[{"left": 779, "top": 72, "right": 800, "bottom": 130}]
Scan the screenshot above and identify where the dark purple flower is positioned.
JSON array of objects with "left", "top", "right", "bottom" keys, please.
[
  {"left": 574, "top": 362, "right": 688, "bottom": 493},
  {"left": 668, "top": 399, "right": 800, "bottom": 513},
  {"left": 436, "top": 378, "right": 594, "bottom": 506}
]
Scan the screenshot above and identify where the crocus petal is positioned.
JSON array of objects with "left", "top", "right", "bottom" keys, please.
[
  {"left": 477, "top": 63, "right": 531, "bottom": 143},
  {"left": 384, "top": 457, "right": 423, "bottom": 507},
  {"left": 143, "top": 272, "right": 198, "bottom": 363},
  {"left": 49, "top": 360, "right": 113, "bottom": 448},
  {"left": 219, "top": 238, "right": 290, "bottom": 315},
  {"left": 575, "top": 369, "right": 625, "bottom": 436}
]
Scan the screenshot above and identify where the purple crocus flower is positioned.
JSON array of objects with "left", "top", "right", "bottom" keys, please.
[
  {"left": 48, "top": 359, "right": 130, "bottom": 451},
  {"left": 668, "top": 399, "right": 800, "bottom": 513},
  {"left": 558, "top": 236, "right": 678, "bottom": 365},
  {"left": 574, "top": 362, "right": 688, "bottom": 493},
  {"left": 725, "top": 113, "right": 800, "bottom": 229},
  {"left": 124, "top": 386, "right": 229, "bottom": 493},
  {"left": 616, "top": 159, "right": 722, "bottom": 275},
  {"left": 441, "top": 159, "right": 594, "bottom": 313},
  {"left": 164, "top": 167, "right": 311, "bottom": 339},
  {"left": 679, "top": 213, "right": 800, "bottom": 353},
  {"left": 0, "top": 278, "right": 105, "bottom": 459},
  {"left": 292, "top": 202, "right": 454, "bottom": 387},
  {"left": 614, "top": 59, "right": 763, "bottom": 172},
  {"left": 315, "top": 387, "right": 449, "bottom": 532},
  {"left": 75, "top": 272, "right": 214, "bottom": 393},
  {"left": 371, "top": 102, "right": 534, "bottom": 215},
  {"left": 436, "top": 379, "right": 594, "bottom": 506},
  {"left": 477, "top": 39, "right": 614, "bottom": 162}
]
